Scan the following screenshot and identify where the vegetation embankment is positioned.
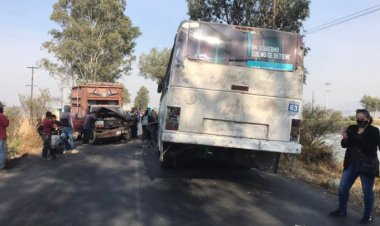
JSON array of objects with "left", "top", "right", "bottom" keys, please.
[
  {"left": 279, "top": 104, "right": 380, "bottom": 214},
  {"left": 4, "top": 89, "right": 55, "bottom": 160},
  {"left": 5, "top": 112, "right": 42, "bottom": 159},
  {"left": 373, "top": 118, "right": 380, "bottom": 127}
]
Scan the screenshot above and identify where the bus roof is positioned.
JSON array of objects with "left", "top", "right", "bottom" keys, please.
[{"left": 178, "top": 20, "right": 300, "bottom": 37}]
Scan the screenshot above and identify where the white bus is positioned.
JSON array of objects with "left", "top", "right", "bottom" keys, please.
[{"left": 157, "top": 21, "right": 304, "bottom": 170}]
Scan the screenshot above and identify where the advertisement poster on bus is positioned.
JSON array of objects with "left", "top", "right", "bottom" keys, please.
[{"left": 247, "top": 29, "right": 299, "bottom": 72}]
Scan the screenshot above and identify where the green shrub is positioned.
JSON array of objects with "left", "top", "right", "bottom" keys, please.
[{"left": 299, "top": 104, "right": 348, "bottom": 165}]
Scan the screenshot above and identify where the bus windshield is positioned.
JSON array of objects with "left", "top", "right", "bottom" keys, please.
[{"left": 184, "top": 22, "right": 300, "bottom": 72}]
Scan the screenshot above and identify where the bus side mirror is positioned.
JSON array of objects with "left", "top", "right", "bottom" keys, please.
[{"left": 157, "top": 82, "right": 163, "bottom": 93}]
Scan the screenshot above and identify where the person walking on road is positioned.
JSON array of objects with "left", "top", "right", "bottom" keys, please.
[
  {"left": 82, "top": 107, "right": 97, "bottom": 144},
  {"left": 0, "top": 102, "right": 9, "bottom": 169},
  {"left": 329, "top": 109, "right": 380, "bottom": 224},
  {"left": 60, "top": 105, "right": 77, "bottom": 153},
  {"left": 41, "top": 111, "right": 56, "bottom": 160}
]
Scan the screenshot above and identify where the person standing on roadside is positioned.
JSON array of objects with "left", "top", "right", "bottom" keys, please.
[
  {"left": 148, "top": 109, "right": 159, "bottom": 147},
  {"left": 82, "top": 107, "right": 97, "bottom": 144},
  {"left": 41, "top": 111, "right": 56, "bottom": 160},
  {"left": 130, "top": 107, "right": 139, "bottom": 139},
  {"left": 329, "top": 109, "right": 380, "bottom": 224},
  {"left": 60, "top": 105, "right": 77, "bottom": 153},
  {"left": 141, "top": 108, "right": 154, "bottom": 147},
  {"left": 0, "top": 102, "right": 9, "bottom": 169}
]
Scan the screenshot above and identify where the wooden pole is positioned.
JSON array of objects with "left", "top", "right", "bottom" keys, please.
[{"left": 272, "top": 0, "right": 277, "bottom": 29}]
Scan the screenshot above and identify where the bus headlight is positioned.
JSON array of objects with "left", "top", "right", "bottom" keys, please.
[{"left": 165, "top": 106, "right": 181, "bottom": 131}]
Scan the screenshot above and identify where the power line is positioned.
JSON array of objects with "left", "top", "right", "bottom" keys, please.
[
  {"left": 307, "top": 4, "right": 380, "bottom": 32},
  {"left": 307, "top": 7, "right": 380, "bottom": 34},
  {"left": 305, "top": 4, "right": 380, "bottom": 34}
]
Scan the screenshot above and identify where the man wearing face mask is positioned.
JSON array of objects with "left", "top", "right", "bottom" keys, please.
[{"left": 329, "top": 109, "right": 380, "bottom": 224}]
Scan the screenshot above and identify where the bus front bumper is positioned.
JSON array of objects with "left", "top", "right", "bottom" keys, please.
[{"left": 161, "top": 131, "right": 301, "bottom": 154}]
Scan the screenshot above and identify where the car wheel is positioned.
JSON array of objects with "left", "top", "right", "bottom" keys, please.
[
  {"left": 89, "top": 130, "right": 97, "bottom": 144},
  {"left": 125, "top": 129, "right": 132, "bottom": 141}
]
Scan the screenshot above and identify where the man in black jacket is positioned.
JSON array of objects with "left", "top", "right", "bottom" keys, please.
[{"left": 82, "top": 107, "right": 97, "bottom": 144}]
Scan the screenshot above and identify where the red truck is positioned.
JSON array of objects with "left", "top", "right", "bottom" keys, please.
[{"left": 71, "top": 82, "right": 131, "bottom": 143}]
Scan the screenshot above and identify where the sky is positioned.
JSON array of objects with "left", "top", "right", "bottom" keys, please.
[{"left": 0, "top": 0, "right": 379, "bottom": 115}]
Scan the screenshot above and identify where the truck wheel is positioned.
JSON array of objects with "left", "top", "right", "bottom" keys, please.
[{"left": 89, "top": 130, "right": 97, "bottom": 144}]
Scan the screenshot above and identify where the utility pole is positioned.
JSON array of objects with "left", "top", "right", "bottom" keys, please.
[
  {"left": 26, "top": 66, "right": 38, "bottom": 100},
  {"left": 325, "top": 82, "right": 331, "bottom": 110},
  {"left": 272, "top": 0, "right": 277, "bottom": 29},
  {"left": 26, "top": 66, "right": 38, "bottom": 118},
  {"left": 60, "top": 87, "right": 63, "bottom": 107},
  {"left": 311, "top": 90, "right": 315, "bottom": 109}
]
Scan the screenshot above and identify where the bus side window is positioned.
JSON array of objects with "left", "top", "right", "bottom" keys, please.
[
  {"left": 161, "top": 46, "right": 175, "bottom": 95},
  {"left": 187, "top": 29, "right": 198, "bottom": 60},
  {"left": 175, "top": 29, "right": 187, "bottom": 66}
]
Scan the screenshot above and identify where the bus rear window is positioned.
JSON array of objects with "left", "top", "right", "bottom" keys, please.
[{"left": 186, "top": 23, "right": 300, "bottom": 72}]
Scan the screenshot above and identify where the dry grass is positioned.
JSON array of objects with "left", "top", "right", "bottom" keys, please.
[
  {"left": 279, "top": 157, "right": 380, "bottom": 215},
  {"left": 12, "top": 119, "right": 42, "bottom": 157},
  {"left": 373, "top": 119, "right": 380, "bottom": 126}
]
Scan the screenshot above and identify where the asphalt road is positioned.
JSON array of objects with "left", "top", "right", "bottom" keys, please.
[{"left": 0, "top": 140, "right": 375, "bottom": 226}]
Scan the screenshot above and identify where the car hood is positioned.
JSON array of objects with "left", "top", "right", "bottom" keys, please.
[{"left": 93, "top": 107, "right": 130, "bottom": 122}]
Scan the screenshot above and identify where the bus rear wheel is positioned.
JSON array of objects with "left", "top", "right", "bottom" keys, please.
[{"left": 161, "top": 156, "right": 173, "bottom": 169}]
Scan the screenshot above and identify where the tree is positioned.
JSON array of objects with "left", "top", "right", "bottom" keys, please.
[
  {"left": 299, "top": 104, "right": 347, "bottom": 164},
  {"left": 376, "top": 99, "right": 380, "bottom": 115},
  {"left": 134, "top": 86, "right": 150, "bottom": 110},
  {"left": 360, "top": 95, "right": 380, "bottom": 116},
  {"left": 139, "top": 48, "right": 171, "bottom": 83},
  {"left": 42, "top": 0, "right": 141, "bottom": 84},
  {"left": 19, "top": 88, "right": 54, "bottom": 120},
  {"left": 187, "top": 0, "right": 310, "bottom": 33},
  {"left": 123, "top": 86, "right": 131, "bottom": 105}
]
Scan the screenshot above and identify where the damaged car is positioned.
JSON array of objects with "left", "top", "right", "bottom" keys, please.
[{"left": 89, "top": 106, "right": 132, "bottom": 144}]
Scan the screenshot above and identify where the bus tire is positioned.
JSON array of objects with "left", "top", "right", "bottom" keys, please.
[{"left": 161, "top": 156, "right": 173, "bottom": 169}]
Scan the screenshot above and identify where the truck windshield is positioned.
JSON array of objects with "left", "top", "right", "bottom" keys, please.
[{"left": 186, "top": 22, "right": 300, "bottom": 71}]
